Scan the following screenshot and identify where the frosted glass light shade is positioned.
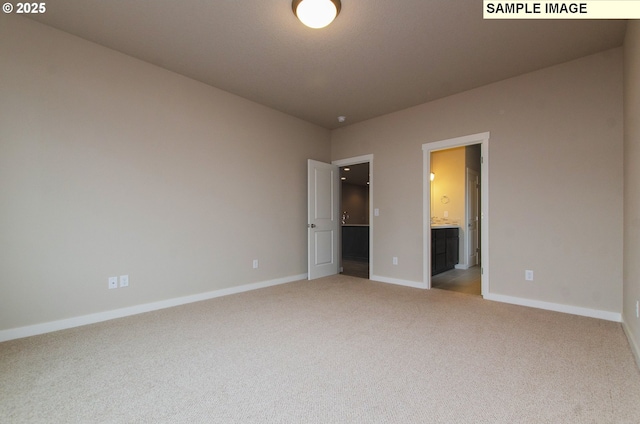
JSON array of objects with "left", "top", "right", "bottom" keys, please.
[{"left": 293, "top": 0, "right": 341, "bottom": 29}]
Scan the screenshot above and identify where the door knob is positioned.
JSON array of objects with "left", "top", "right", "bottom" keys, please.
[{"left": 308, "top": 224, "right": 316, "bottom": 228}]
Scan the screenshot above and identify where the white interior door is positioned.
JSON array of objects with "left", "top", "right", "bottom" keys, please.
[
  {"left": 466, "top": 168, "right": 479, "bottom": 266},
  {"left": 308, "top": 159, "right": 339, "bottom": 280}
]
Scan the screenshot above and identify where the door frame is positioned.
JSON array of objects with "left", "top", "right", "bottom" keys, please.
[
  {"left": 465, "top": 167, "right": 480, "bottom": 269},
  {"left": 332, "top": 154, "right": 374, "bottom": 279},
  {"left": 423, "top": 133, "right": 489, "bottom": 296}
]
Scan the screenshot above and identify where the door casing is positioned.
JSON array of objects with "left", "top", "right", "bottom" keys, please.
[
  {"left": 423, "top": 133, "right": 489, "bottom": 296},
  {"left": 333, "top": 154, "right": 374, "bottom": 279},
  {"left": 466, "top": 167, "right": 480, "bottom": 268}
]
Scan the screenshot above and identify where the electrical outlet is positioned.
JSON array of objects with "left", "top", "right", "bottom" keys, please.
[
  {"left": 393, "top": 257, "right": 398, "bottom": 265},
  {"left": 525, "top": 270, "right": 534, "bottom": 281},
  {"left": 253, "top": 259, "right": 259, "bottom": 269},
  {"left": 108, "top": 276, "right": 118, "bottom": 289},
  {"left": 119, "top": 275, "right": 129, "bottom": 288}
]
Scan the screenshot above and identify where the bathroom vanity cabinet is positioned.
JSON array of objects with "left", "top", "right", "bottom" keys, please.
[{"left": 431, "top": 227, "right": 459, "bottom": 276}]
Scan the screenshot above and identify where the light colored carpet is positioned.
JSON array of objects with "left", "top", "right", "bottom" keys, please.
[{"left": 2, "top": 274, "right": 640, "bottom": 423}]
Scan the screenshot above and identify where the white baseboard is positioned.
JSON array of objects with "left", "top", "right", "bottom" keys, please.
[
  {"left": 0, "top": 273, "right": 307, "bottom": 343},
  {"left": 622, "top": 320, "right": 640, "bottom": 370},
  {"left": 484, "top": 293, "right": 622, "bottom": 322},
  {"left": 371, "top": 277, "right": 621, "bottom": 323},
  {"left": 371, "top": 275, "right": 427, "bottom": 289}
]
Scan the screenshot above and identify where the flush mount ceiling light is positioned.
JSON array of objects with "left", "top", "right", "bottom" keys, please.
[{"left": 292, "top": 0, "right": 341, "bottom": 29}]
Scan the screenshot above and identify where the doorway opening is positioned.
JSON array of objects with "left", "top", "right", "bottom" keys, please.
[
  {"left": 423, "top": 133, "right": 489, "bottom": 296},
  {"left": 429, "top": 145, "right": 481, "bottom": 295},
  {"left": 333, "top": 155, "right": 373, "bottom": 279}
]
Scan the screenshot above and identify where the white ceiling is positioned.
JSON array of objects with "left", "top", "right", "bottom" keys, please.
[{"left": 29, "top": 1, "right": 627, "bottom": 129}]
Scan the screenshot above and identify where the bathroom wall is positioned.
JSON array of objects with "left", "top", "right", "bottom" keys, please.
[
  {"left": 341, "top": 183, "right": 369, "bottom": 225},
  {"left": 431, "top": 147, "right": 465, "bottom": 226}
]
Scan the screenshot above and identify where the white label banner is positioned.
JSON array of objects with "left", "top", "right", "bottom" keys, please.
[{"left": 483, "top": 1, "right": 640, "bottom": 19}]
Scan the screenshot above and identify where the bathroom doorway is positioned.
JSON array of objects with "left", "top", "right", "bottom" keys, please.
[
  {"left": 333, "top": 156, "right": 373, "bottom": 279},
  {"left": 429, "top": 145, "right": 481, "bottom": 295},
  {"left": 423, "top": 132, "right": 489, "bottom": 296}
]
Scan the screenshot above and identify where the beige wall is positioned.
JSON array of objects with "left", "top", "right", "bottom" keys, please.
[
  {"left": 0, "top": 13, "right": 631, "bottom": 336},
  {"left": 624, "top": 20, "right": 640, "bottom": 362},
  {"left": 332, "top": 48, "right": 624, "bottom": 314},
  {"left": 0, "top": 16, "right": 330, "bottom": 331}
]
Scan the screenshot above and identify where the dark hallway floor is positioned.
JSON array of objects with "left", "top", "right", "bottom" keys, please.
[{"left": 341, "top": 259, "right": 369, "bottom": 279}]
